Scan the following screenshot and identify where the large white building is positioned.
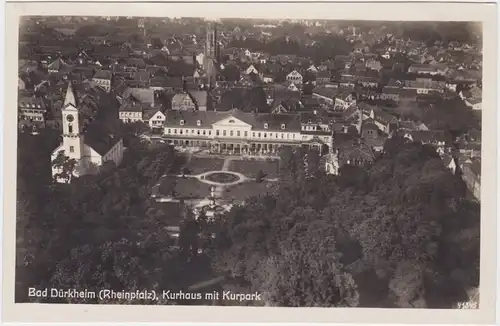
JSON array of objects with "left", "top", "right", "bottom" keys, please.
[
  {"left": 51, "top": 83, "right": 124, "bottom": 183},
  {"left": 163, "top": 108, "right": 332, "bottom": 155}
]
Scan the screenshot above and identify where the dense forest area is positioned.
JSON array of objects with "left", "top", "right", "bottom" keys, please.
[
  {"left": 212, "top": 138, "right": 479, "bottom": 307},
  {"left": 16, "top": 124, "right": 480, "bottom": 307}
]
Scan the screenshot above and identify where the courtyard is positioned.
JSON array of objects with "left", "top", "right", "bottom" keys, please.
[
  {"left": 227, "top": 158, "right": 280, "bottom": 179},
  {"left": 156, "top": 155, "right": 280, "bottom": 203},
  {"left": 182, "top": 156, "right": 225, "bottom": 175}
]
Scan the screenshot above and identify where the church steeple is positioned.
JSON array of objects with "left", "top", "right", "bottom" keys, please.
[{"left": 64, "top": 82, "right": 76, "bottom": 107}]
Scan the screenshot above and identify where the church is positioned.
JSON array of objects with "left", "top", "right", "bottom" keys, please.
[{"left": 51, "top": 82, "right": 124, "bottom": 183}]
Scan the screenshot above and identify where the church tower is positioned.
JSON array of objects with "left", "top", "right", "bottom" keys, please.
[
  {"left": 204, "top": 22, "right": 219, "bottom": 87},
  {"left": 61, "top": 82, "right": 84, "bottom": 162}
]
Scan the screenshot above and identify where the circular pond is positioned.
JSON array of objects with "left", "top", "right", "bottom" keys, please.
[{"left": 205, "top": 172, "right": 240, "bottom": 184}]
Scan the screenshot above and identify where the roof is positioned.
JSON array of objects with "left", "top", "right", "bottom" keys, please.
[
  {"left": 172, "top": 92, "right": 193, "bottom": 105},
  {"left": 188, "top": 90, "right": 208, "bottom": 108},
  {"left": 119, "top": 102, "right": 144, "bottom": 113},
  {"left": 93, "top": 70, "right": 113, "bottom": 80},
  {"left": 83, "top": 121, "right": 122, "bottom": 156},
  {"left": 18, "top": 96, "right": 46, "bottom": 110},
  {"left": 340, "top": 144, "right": 375, "bottom": 161},
  {"left": 441, "top": 154, "right": 455, "bottom": 167},
  {"left": 122, "top": 88, "right": 154, "bottom": 105},
  {"left": 143, "top": 109, "right": 165, "bottom": 120},
  {"left": 407, "top": 130, "right": 447, "bottom": 143},
  {"left": 47, "top": 57, "right": 66, "bottom": 71}
]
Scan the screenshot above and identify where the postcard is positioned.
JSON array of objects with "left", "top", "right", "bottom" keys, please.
[{"left": 2, "top": 1, "right": 497, "bottom": 324}]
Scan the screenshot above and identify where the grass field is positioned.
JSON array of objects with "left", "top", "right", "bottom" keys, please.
[
  {"left": 223, "top": 180, "right": 277, "bottom": 202},
  {"left": 228, "top": 159, "right": 280, "bottom": 179},
  {"left": 184, "top": 157, "right": 225, "bottom": 175},
  {"left": 158, "top": 176, "right": 211, "bottom": 199}
]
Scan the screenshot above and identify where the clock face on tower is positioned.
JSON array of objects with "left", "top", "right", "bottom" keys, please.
[{"left": 66, "top": 114, "right": 74, "bottom": 122}]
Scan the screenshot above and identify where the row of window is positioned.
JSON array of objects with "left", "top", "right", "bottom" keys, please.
[
  {"left": 20, "top": 104, "right": 43, "bottom": 109},
  {"left": 121, "top": 112, "right": 141, "bottom": 117},
  {"left": 20, "top": 116, "right": 44, "bottom": 121},
  {"left": 94, "top": 79, "right": 110, "bottom": 85}
]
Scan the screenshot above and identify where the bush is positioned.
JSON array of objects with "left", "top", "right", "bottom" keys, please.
[{"left": 255, "top": 170, "right": 266, "bottom": 183}]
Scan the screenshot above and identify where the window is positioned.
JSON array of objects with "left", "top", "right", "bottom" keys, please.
[
  {"left": 203, "top": 130, "right": 206, "bottom": 135},
  {"left": 252, "top": 132, "right": 255, "bottom": 137},
  {"left": 281, "top": 124, "right": 286, "bottom": 130},
  {"left": 168, "top": 129, "right": 171, "bottom": 134},
  {"left": 68, "top": 125, "right": 73, "bottom": 133},
  {"left": 264, "top": 123, "right": 268, "bottom": 129},
  {"left": 276, "top": 133, "right": 278, "bottom": 138},
  {"left": 180, "top": 120, "right": 185, "bottom": 125},
  {"left": 228, "top": 119, "right": 235, "bottom": 123},
  {"left": 258, "top": 132, "right": 261, "bottom": 138},
  {"left": 244, "top": 131, "right": 248, "bottom": 137},
  {"left": 191, "top": 130, "right": 195, "bottom": 134},
  {"left": 209, "top": 131, "right": 212, "bottom": 135},
  {"left": 270, "top": 133, "right": 273, "bottom": 137},
  {"left": 197, "top": 120, "right": 201, "bottom": 126},
  {"left": 281, "top": 133, "right": 284, "bottom": 139},
  {"left": 69, "top": 146, "right": 74, "bottom": 153},
  {"left": 216, "top": 130, "right": 220, "bottom": 136},
  {"left": 293, "top": 134, "right": 295, "bottom": 139},
  {"left": 237, "top": 130, "right": 241, "bottom": 137},
  {"left": 174, "top": 129, "right": 177, "bottom": 134},
  {"left": 223, "top": 130, "right": 227, "bottom": 136},
  {"left": 180, "top": 129, "right": 183, "bottom": 134},
  {"left": 230, "top": 130, "right": 234, "bottom": 137}
]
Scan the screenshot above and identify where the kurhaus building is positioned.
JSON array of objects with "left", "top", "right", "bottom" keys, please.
[{"left": 163, "top": 108, "right": 333, "bottom": 155}]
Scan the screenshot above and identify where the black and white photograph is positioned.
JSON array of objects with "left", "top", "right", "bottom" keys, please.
[{"left": 2, "top": 1, "right": 498, "bottom": 324}]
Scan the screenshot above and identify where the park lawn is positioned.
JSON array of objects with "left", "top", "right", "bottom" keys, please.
[
  {"left": 228, "top": 159, "right": 280, "bottom": 179},
  {"left": 185, "top": 157, "right": 225, "bottom": 175},
  {"left": 222, "top": 180, "right": 277, "bottom": 202},
  {"left": 159, "top": 176, "right": 211, "bottom": 199}
]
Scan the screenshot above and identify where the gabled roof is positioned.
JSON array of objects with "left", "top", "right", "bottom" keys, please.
[
  {"left": 48, "top": 57, "right": 66, "bottom": 71},
  {"left": 93, "top": 69, "right": 113, "bottom": 80}
]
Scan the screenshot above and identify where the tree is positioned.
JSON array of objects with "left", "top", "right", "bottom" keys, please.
[
  {"left": 256, "top": 221, "right": 359, "bottom": 307},
  {"left": 255, "top": 170, "right": 266, "bottom": 183}
]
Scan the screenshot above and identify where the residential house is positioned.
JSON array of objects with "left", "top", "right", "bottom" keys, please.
[
  {"left": 92, "top": 70, "right": 113, "bottom": 92},
  {"left": 172, "top": 92, "right": 196, "bottom": 111},
  {"left": 245, "top": 64, "right": 259, "bottom": 75},
  {"left": 461, "top": 159, "right": 481, "bottom": 200},
  {"left": 368, "top": 107, "right": 399, "bottom": 134},
  {"left": 464, "top": 98, "right": 482, "bottom": 111},
  {"left": 18, "top": 77, "right": 26, "bottom": 90},
  {"left": 357, "top": 76, "right": 379, "bottom": 88},
  {"left": 408, "top": 64, "right": 447, "bottom": 76},
  {"left": 334, "top": 92, "right": 356, "bottom": 111},
  {"left": 143, "top": 109, "right": 166, "bottom": 130},
  {"left": 119, "top": 102, "right": 145, "bottom": 123},
  {"left": 47, "top": 58, "right": 67, "bottom": 73},
  {"left": 360, "top": 119, "right": 386, "bottom": 152},
  {"left": 316, "top": 71, "right": 331, "bottom": 84},
  {"left": 404, "top": 130, "right": 448, "bottom": 154},
  {"left": 441, "top": 153, "right": 457, "bottom": 174},
  {"left": 18, "top": 95, "right": 47, "bottom": 125},
  {"left": 365, "top": 59, "right": 382, "bottom": 72}
]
